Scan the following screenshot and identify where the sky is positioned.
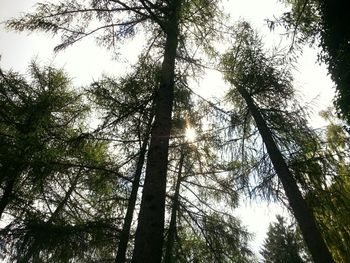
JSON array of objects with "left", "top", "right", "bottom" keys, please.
[{"left": 0, "top": 0, "right": 335, "bottom": 258}]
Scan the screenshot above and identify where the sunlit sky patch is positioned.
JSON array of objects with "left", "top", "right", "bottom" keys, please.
[{"left": 185, "top": 126, "right": 197, "bottom": 143}]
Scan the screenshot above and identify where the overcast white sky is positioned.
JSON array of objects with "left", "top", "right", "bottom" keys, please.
[{"left": 0, "top": 0, "right": 335, "bottom": 258}]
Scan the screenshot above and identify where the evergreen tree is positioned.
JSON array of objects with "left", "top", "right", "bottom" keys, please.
[
  {"left": 6, "top": 2, "right": 224, "bottom": 261},
  {"left": 162, "top": 89, "right": 254, "bottom": 263},
  {"left": 87, "top": 59, "right": 158, "bottom": 263},
  {"left": 261, "top": 215, "right": 311, "bottom": 263},
  {"left": 5, "top": 2, "right": 348, "bottom": 263},
  {"left": 271, "top": 0, "right": 350, "bottom": 124},
  {"left": 0, "top": 63, "right": 123, "bottom": 262},
  {"left": 302, "top": 110, "right": 350, "bottom": 262},
  {"left": 0, "top": 62, "right": 88, "bottom": 220},
  {"left": 221, "top": 22, "right": 334, "bottom": 263}
]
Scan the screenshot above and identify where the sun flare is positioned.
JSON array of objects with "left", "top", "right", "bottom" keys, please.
[{"left": 185, "top": 127, "right": 197, "bottom": 143}]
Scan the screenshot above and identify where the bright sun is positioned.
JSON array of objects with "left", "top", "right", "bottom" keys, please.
[{"left": 185, "top": 127, "right": 197, "bottom": 143}]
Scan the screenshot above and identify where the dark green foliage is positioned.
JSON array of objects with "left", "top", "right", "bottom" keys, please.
[
  {"left": 274, "top": 0, "right": 350, "bottom": 125},
  {"left": 1, "top": 218, "right": 118, "bottom": 263},
  {"left": 304, "top": 111, "right": 350, "bottom": 262},
  {"left": 0, "top": 63, "right": 123, "bottom": 262},
  {"left": 261, "top": 215, "right": 312, "bottom": 263},
  {"left": 317, "top": 0, "right": 350, "bottom": 125},
  {"left": 174, "top": 213, "right": 253, "bottom": 263},
  {"left": 0, "top": 63, "right": 87, "bottom": 217}
]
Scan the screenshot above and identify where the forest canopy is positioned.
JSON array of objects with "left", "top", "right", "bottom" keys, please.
[{"left": 0, "top": 0, "right": 349, "bottom": 262}]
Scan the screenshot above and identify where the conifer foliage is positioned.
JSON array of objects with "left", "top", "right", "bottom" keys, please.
[
  {"left": 261, "top": 215, "right": 311, "bottom": 263},
  {"left": 1, "top": 1, "right": 349, "bottom": 263}
]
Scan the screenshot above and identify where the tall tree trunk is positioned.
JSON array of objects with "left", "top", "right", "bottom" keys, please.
[
  {"left": 131, "top": 1, "right": 181, "bottom": 262},
  {"left": 0, "top": 177, "right": 15, "bottom": 219},
  {"left": 115, "top": 116, "right": 153, "bottom": 263},
  {"left": 236, "top": 85, "right": 335, "bottom": 263},
  {"left": 164, "top": 147, "right": 185, "bottom": 263}
]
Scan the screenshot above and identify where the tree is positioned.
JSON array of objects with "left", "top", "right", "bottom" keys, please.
[
  {"left": 0, "top": 62, "right": 88, "bottom": 219},
  {"left": 302, "top": 110, "right": 350, "bottom": 262},
  {"left": 271, "top": 0, "right": 350, "bottom": 124},
  {"left": 8, "top": 2, "right": 346, "bottom": 262},
  {"left": 0, "top": 63, "right": 124, "bottom": 262},
  {"left": 261, "top": 215, "right": 311, "bottom": 263},
  {"left": 221, "top": 22, "right": 334, "bottom": 263},
  {"left": 87, "top": 59, "right": 158, "bottom": 263},
  {"left": 163, "top": 143, "right": 185, "bottom": 263},
  {"left": 161, "top": 93, "right": 254, "bottom": 263},
  {"left": 317, "top": 0, "right": 350, "bottom": 124},
  {"left": 87, "top": 55, "right": 245, "bottom": 263},
  {"left": 7, "top": 2, "right": 224, "bottom": 261}
]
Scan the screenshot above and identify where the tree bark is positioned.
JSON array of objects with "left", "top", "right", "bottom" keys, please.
[
  {"left": 164, "top": 147, "right": 185, "bottom": 263},
  {"left": 236, "top": 85, "right": 335, "bottom": 263},
  {"left": 115, "top": 116, "right": 153, "bottom": 263},
  {"left": 131, "top": 1, "right": 181, "bottom": 262}
]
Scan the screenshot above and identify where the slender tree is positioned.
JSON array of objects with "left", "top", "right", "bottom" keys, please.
[
  {"left": 87, "top": 59, "right": 159, "bottom": 262},
  {"left": 221, "top": 22, "right": 334, "bottom": 263},
  {"left": 162, "top": 105, "right": 254, "bottom": 263},
  {"left": 131, "top": 2, "right": 182, "bottom": 261},
  {"left": 164, "top": 145, "right": 185, "bottom": 263},
  {"left": 7, "top": 2, "right": 224, "bottom": 261}
]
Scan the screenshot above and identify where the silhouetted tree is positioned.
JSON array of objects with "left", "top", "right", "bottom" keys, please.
[
  {"left": 221, "top": 22, "right": 334, "bottom": 263},
  {"left": 6, "top": 2, "right": 224, "bottom": 261},
  {"left": 261, "top": 215, "right": 311, "bottom": 263}
]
